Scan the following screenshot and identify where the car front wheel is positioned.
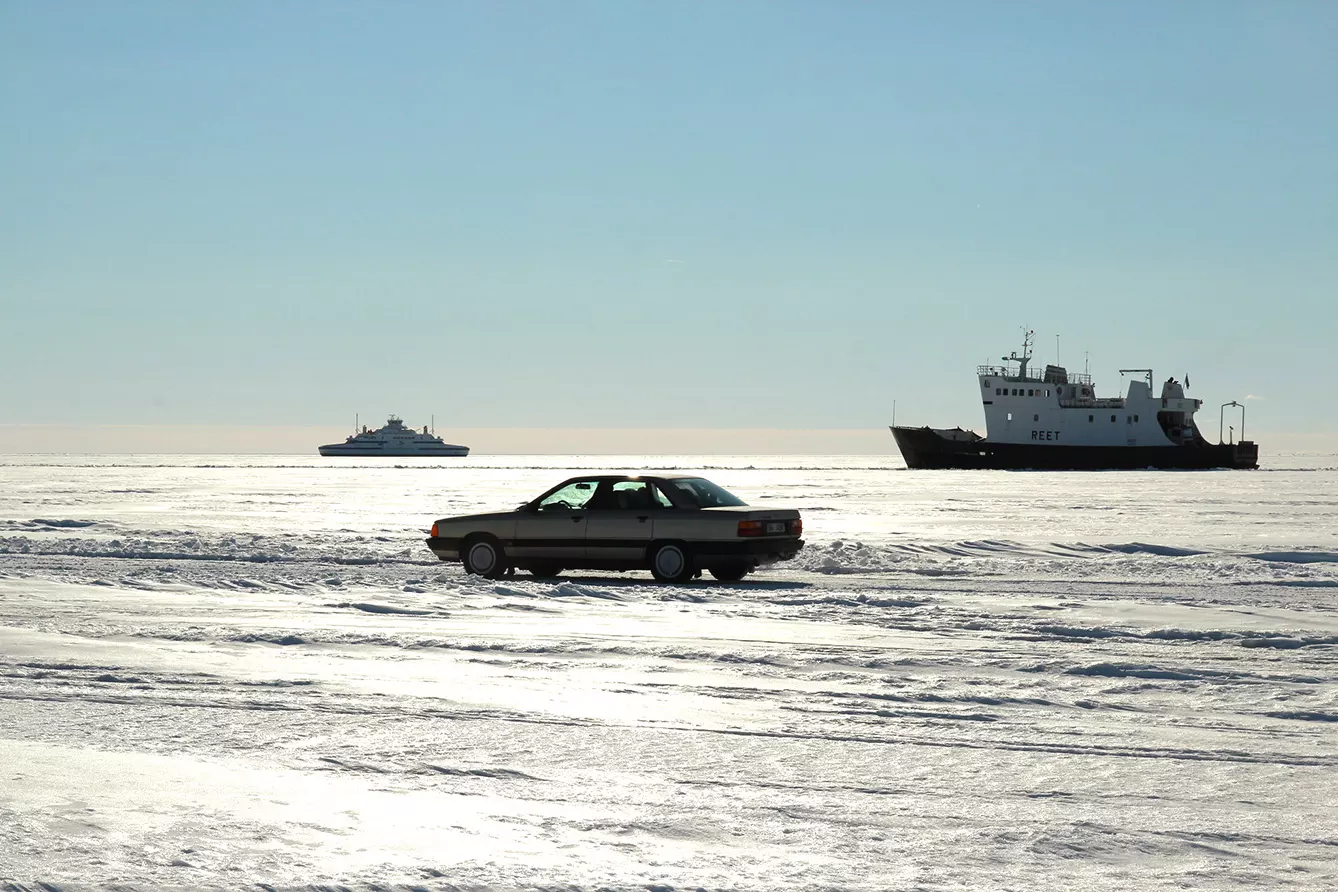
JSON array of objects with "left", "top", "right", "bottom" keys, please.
[
  {"left": 650, "top": 543, "right": 694, "bottom": 583},
  {"left": 462, "top": 536, "right": 507, "bottom": 579}
]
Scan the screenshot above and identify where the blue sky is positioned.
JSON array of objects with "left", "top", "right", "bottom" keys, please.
[{"left": 3, "top": 1, "right": 1335, "bottom": 448}]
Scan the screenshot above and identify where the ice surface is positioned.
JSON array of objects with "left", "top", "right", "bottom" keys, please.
[{"left": 1, "top": 453, "right": 1336, "bottom": 891}]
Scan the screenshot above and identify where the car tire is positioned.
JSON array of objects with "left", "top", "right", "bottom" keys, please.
[
  {"left": 527, "top": 562, "right": 563, "bottom": 579},
  {"left": 650, "top": 543, "right": 694, "bottom": 583},
  {"left": 462, "top": 535, "right": 507, "bottom": 579},
  {"left": 708, "top": 563, "right": 749, "bottom": 582}
]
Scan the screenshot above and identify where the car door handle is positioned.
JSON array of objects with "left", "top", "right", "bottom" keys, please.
[
  {"left": 570, "top": 515, "right": 584, "bottom": 522},
  {"left": 637, "top": 516, "right": 649, "bottom": 522}
]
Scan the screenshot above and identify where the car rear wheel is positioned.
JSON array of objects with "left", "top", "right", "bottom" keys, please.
[
  {"left": 650, "top": 543, "right": 694, "bottom": 583},
  {"left": 462, "top": 536, "right": 507, "bottom": 579},
  {"left": 708, "top": 563, "right": 749, "bottom": 582}
]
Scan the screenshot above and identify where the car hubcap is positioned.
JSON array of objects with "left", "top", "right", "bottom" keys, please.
[
  {"left": 469, "top": 543, "right": 496, "bottom": 574},
  {"left": 656, "top": 547, "right": 684, "bottom": 577}
]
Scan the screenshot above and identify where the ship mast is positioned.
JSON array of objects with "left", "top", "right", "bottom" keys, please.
[{"left": 1003, "top": 328, "right": 1035, "bottom": 379}]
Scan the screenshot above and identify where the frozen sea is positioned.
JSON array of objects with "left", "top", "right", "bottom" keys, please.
[{"left": 2, "top": 452, "right": 1336, "bottom": 892}]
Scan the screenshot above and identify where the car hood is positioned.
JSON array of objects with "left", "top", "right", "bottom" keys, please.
[{"left": 433, "top": 510, "right": 519, "bottom": 524}]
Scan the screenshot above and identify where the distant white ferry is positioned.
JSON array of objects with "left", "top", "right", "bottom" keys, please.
[
  {"left": 319, "top": 416, "right": 470, "bottom": 457},
  {"left": 891, "top": 330, "right": 1258, "bottom": 469}
]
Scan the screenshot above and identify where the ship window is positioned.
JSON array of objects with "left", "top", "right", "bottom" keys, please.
[
  {"left": 1134, "top": 414, "right": 1139, "bottom": 422},
  {"left": 984, "top": 380, "right": 991, "bottom": 388},
  {"left": 1126, "top": 416, "right": 1132, "bottom": 424},
  {"left": 1028, "top": 389, "right": 1034, "bottom": 397},
  {"left": 1033, "top": 414, "right": 1039, "bottom": 422},
  {"left": 1111, "top": 415, "right": 1116, "bottom": 422},
  {"left": 1012, "top": 389, "right": 1018, "bottom": 396},
  {"left": 1088, "top": 415, "right": 1094, "bottom": 422},
  {"left": 1007, "top": 412, "right": 1013, "bottom": 421}
]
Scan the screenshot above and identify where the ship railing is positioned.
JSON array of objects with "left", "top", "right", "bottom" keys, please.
[{"left": 978, "top": 365, "right": 1093, "bottom": 386}]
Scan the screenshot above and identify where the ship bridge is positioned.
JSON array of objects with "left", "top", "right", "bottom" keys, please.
[{"left": 977, "top": 364, "right": 1092, "bottom": 387}]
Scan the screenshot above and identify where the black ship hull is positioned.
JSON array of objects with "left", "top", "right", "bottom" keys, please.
[
  {"left": 891, "top": 426, "right": 1258, "bottom": 470},
  {"left": 318, "top": 447, "right": 470, "bottom": 456}
]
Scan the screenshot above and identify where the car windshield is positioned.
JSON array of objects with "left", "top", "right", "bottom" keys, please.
[
  {"left": 665, "top": 477, "right": 747, "bottom": 508},
  {"left": 535, "top": 480, "right": 597, "bottom": 511}
]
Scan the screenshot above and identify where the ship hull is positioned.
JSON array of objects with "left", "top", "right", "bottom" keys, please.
[
  {"left": 891, "top": 426, "right": 1258, "bottom": 470},
  {"left": 318, "top": 445, "right": 470, "bottom": 457}
]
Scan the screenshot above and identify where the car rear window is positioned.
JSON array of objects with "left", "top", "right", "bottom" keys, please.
[{"left": 665, "top": 478, "right": 747, "bottom": 508}]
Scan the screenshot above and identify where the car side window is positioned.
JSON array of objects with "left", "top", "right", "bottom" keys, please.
[
  {"left": 536, "top": 481, "right": 597, "bottom": 511},
  {"left": 651, "top": 483, "right": 676, "bottom": 508},
  {"left": 585, "top": 480, "right": 656, "bottom": 511},
  {"left": 610, "top": 481, "right": 654, "bottom": 510}
]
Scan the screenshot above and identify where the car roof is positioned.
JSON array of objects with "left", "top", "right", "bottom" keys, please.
[{"left": 558, "top": 472, "right": 701, "bottom": 482}]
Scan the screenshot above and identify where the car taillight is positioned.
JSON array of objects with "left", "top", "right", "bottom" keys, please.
[
  {"left": 430, "top": 522, "right": 439, "bottom": 538},
  {"left": 791, "top": 517, "right": 802, "bottom": 536},
  {"left": 737, "top": 520, "right": 763, "bottom": 537}
]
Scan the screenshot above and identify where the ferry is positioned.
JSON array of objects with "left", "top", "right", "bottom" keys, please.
[
  {"left": 319, "top": 416, "right": 470, "bottom": 457},
  {"left": 890, "top": 331, "right": 1259, "bottom": 470}
]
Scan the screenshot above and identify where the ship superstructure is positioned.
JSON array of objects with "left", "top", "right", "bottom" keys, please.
[
  {"left": 319, "top": 416, "right": 470, "bottom": 457},
  {"left": 891, "top": 331, "right": 1258, "bottom": 469}
]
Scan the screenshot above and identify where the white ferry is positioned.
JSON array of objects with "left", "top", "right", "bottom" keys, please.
[
  {"left": 891, "top": 331, "right": 1258, "bottom": 469},
  {"left": 319, "top": 416, "right": 470, "bottom": 457}
]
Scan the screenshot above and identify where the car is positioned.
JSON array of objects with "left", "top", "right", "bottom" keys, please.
[{"left": 425, "top": 473, "right": 804, "bottom": 582}]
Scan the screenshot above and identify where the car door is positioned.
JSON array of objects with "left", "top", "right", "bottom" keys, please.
[
  {"left": 513, "top": 479, "right": 596, "bottom": 561},
  {"left": 583, "top": 480, "right": 657, "bottom": 561}
]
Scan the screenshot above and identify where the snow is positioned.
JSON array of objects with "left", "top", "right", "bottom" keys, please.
[{"left": 1, "top": 453, "right": 1336, "bottom": 891}]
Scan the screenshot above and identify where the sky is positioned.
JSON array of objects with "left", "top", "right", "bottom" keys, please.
[{"left": 2, "top": 1, "right": 1335, "bottom": 452}]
